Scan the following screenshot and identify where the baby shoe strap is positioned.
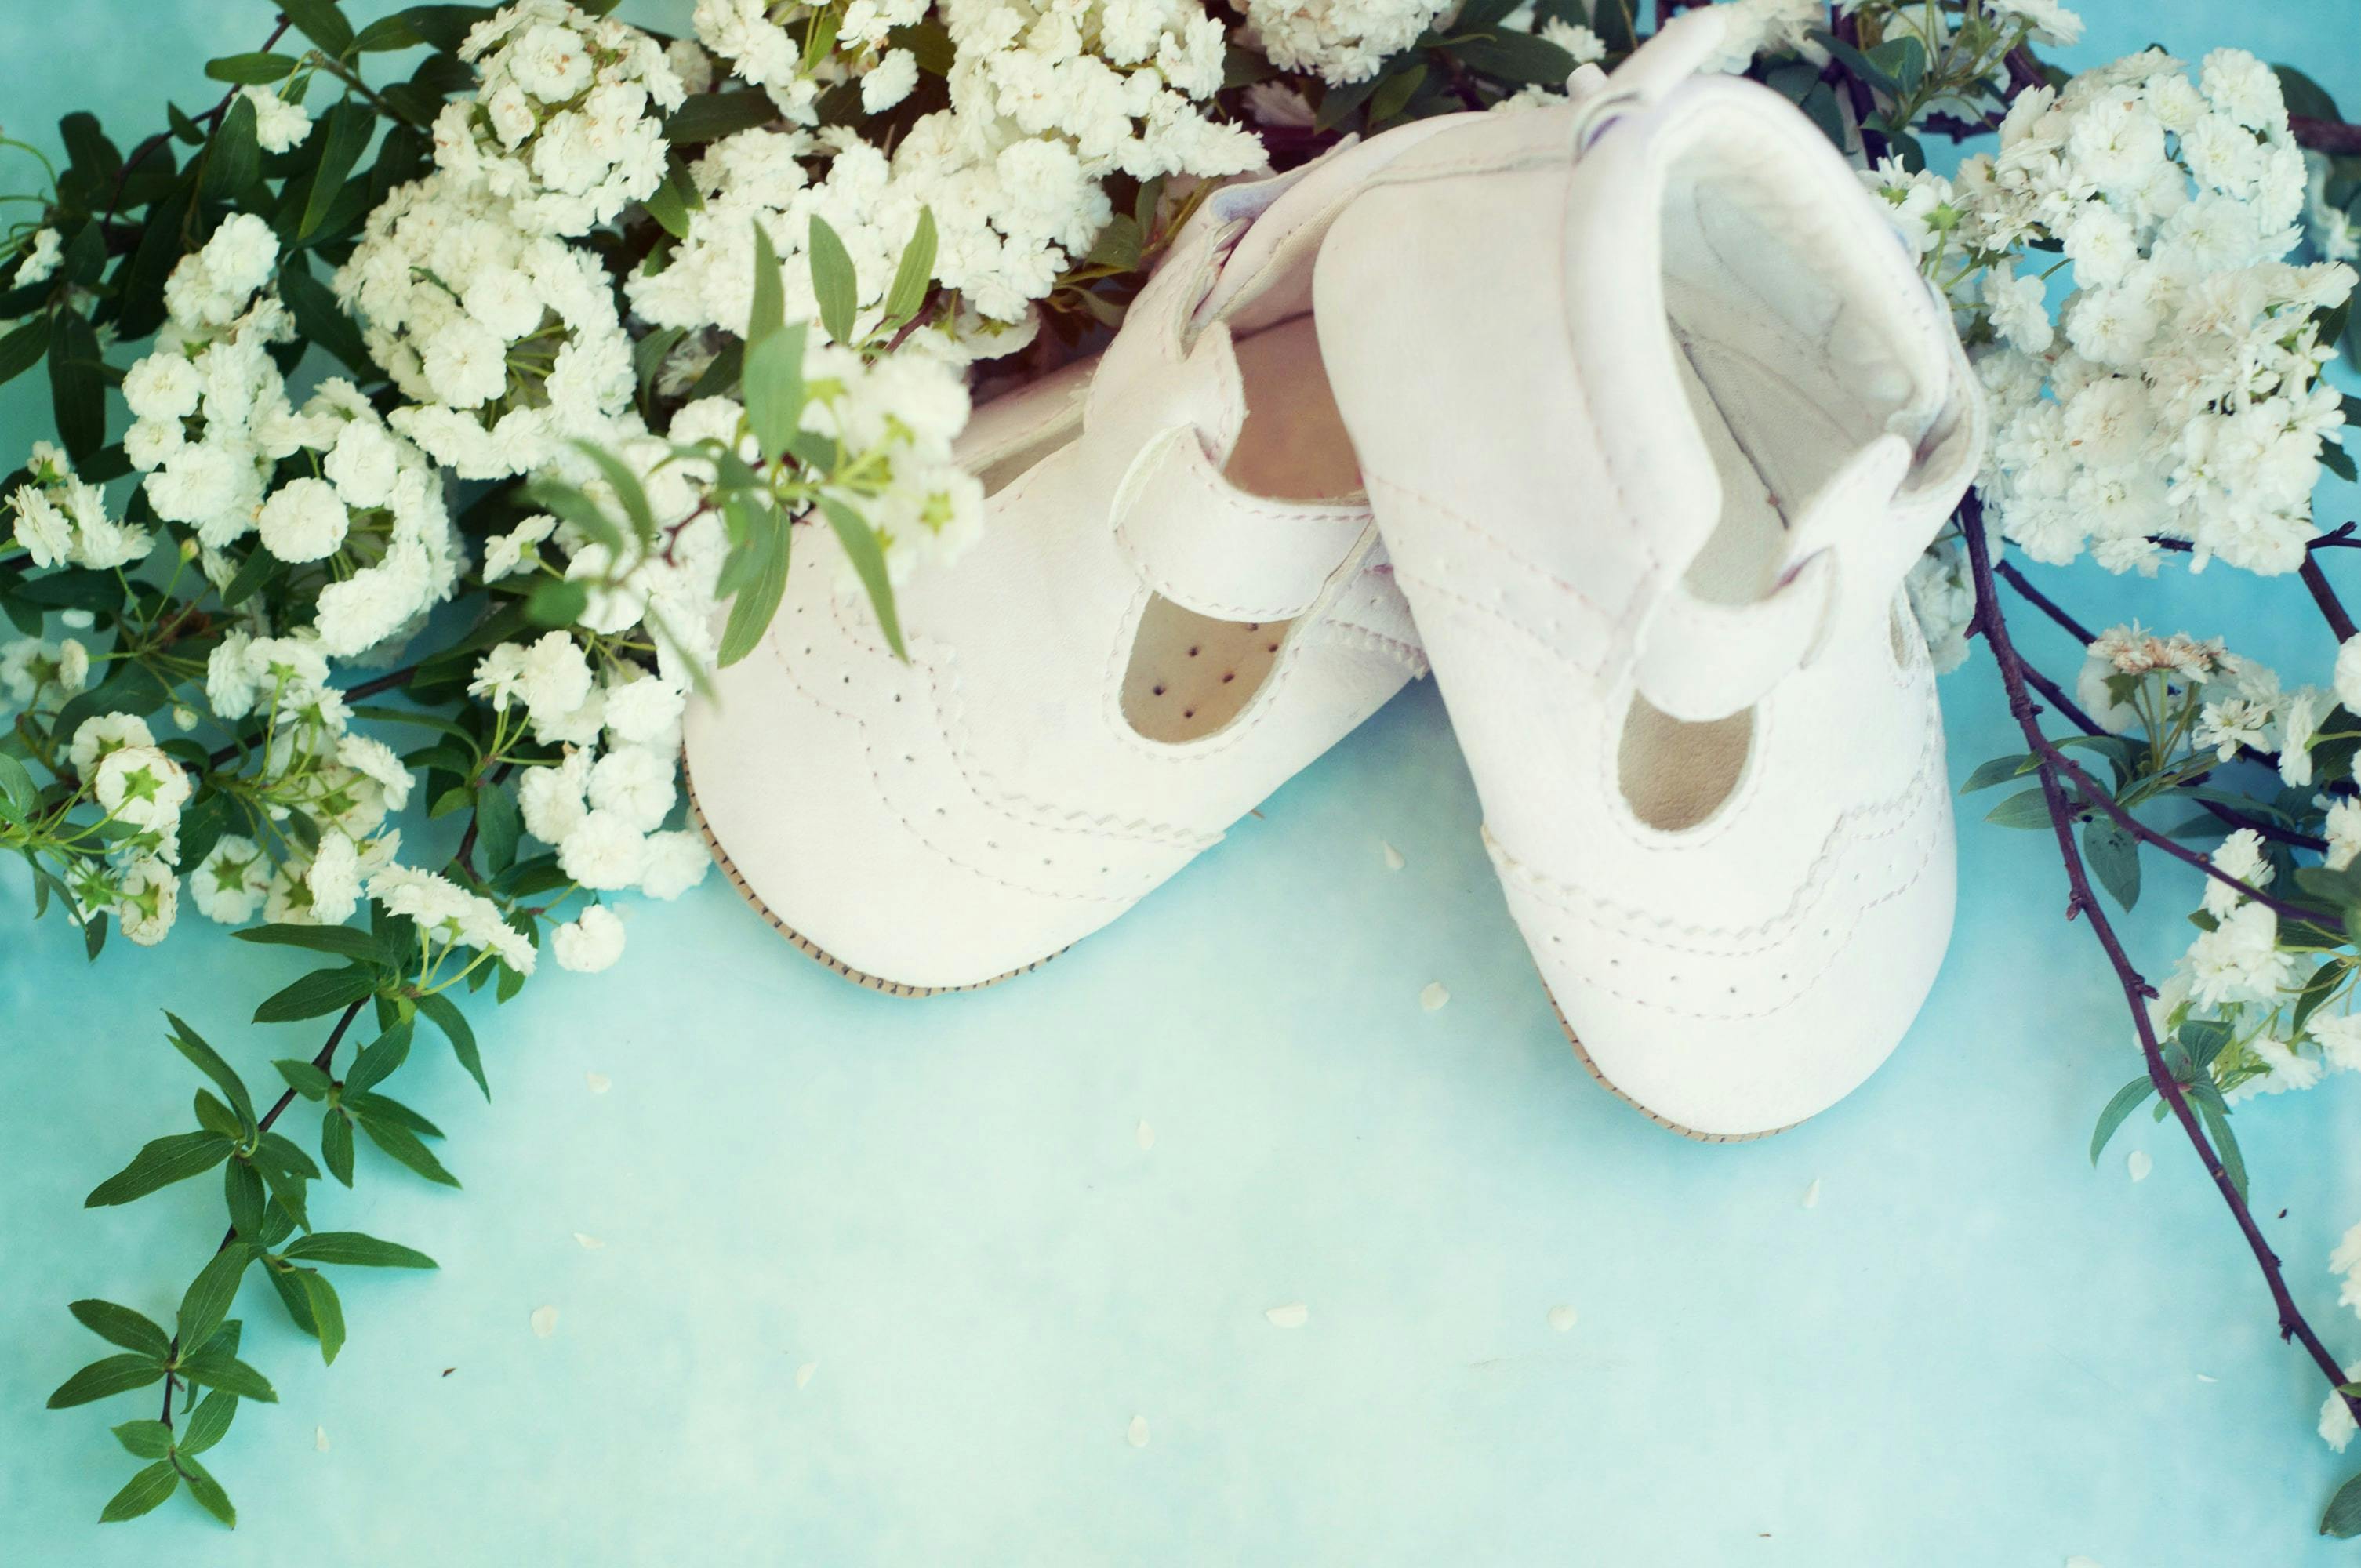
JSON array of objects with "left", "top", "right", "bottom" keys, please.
[{"left": 1632, "top": 434, "right": 1912, "bottom": 722}]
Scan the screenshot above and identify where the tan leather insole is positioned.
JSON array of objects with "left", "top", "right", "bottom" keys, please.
[{"left": 1121, "top": 316, "right": 1358, "bottom": 744}]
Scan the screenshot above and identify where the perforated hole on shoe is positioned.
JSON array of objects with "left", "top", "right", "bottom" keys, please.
[{"left": 1119, "top": 315, "right": 1360, "bottom": 745}]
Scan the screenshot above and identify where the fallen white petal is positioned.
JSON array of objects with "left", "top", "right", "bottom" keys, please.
[
  {"left": 585, "top": 1072, "right": 612, "bottom": 1094},
  {"left": 2196, "top": 1373, "right": 2218, "bottom": 1384},
  {"left": 314, "top": 1425, "right": 330, "bottom": 1453},
  {"left": 1548, "top": 1305, "right": 1577, "bottom": 1334},
  {"left": 1136, "top": 1120, "right": 1156, "bottom": 1152},
  {"left": 1801, "top": 1178, "right": 1822, "bottom": 1210},
  {"left": 1382, "top": 840, "right": 1404, "bottom": 871},
  {"left": 1266, "top": 1303, "right": 1309, "bottom": 1329},
  {"left": 795, "top": 1360, "right": 819, "bottom": 1389},
  {"left": 1420, "top": 982, "right": 1449, "bottom": 1012},
  {"left": 573, "top": 1232, "right": 605, "bottom": 1250},
  {"left": 2127, "top": 1150, "right": 2152, "bottom": 1182},
  {"left": 1126, "top": 1415, "right": 1150, "bottom": 1448},
  {"left": 530, "top": 1305, "right": 558, "bottom": 1338}
]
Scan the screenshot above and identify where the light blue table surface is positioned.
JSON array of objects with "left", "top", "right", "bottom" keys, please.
[{"left": 7, "top": 2, "right": 2361, "bottom": 1563}]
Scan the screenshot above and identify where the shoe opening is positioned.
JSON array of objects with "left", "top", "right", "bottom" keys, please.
[
  {"left": 1120, "top": 314, "right": 1360, "bottom": 744},
  {"left": 1619, "top": 129, "right": 1965, "bottom": 831}
]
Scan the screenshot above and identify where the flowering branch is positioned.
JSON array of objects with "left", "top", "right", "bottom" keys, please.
[{"left": 1963, "top": 492, "right": 2361, "bottom": 1434}]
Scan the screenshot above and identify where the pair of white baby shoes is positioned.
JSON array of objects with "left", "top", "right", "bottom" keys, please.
[{"left": 683, "top": 13, "right": 1985, "bottom": 1142}]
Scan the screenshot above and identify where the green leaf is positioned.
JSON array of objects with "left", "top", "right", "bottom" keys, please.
[
  {"left": 300, "top": 102, "right": 376, "bottom": 241},
  {"left": 412, "top": 990, "right": 486, "bottom": 1098},
  {"left": 200, "top": 94, "right": 262, "bottom": 201},
  {"left": 48, "top": 1354, "right": 167, "bottom": 1409},
  {"left": 71, "top": 1300, "right": 171, "bottom": 1359},
  {"left": 355, "top": 1114, "right": 460, "bottom": 1187},
  {"left": 2088, "top": 1075, "right": 2156, "bottom": 1164},
  {"left": 85, "top": 1131, "right": 236, "bottom": 1207},
  {"left": 300, "top": 1270, "right": 347, "bottom": 1364},
  {"left": 1367, "top": 63, "right": 1428, "bottom": 125},
  {"left": 2323, "top": 1468, "right": 2361, "bottom": 1537},
  {"left": 526, "top": 578, "right": 589, "bottom": 629},
  {"left": 236, "top": 922, "right": 389, "bottom": 964},
  {"left": 2278, "top": 64, "right": 2344, "bottom": 125},
  {"left": 279, "top": 260, "right": 374, "bottom": 374},
  {"left": 341, "top": 1016, "right": 414, "bottom": 1098},
  {"left": 176, "top": 1451, "right": 237, "bottom": 1527},
  {"left": 205, "top": 52, "right": 299, "bottom": 84},
  {"left": 0, "top": 314, "right": 49, "bottom": 388},
  {"left": 660, "top": 89, "right": 776, "bottom": 145},
  {"left": 2082, "top": 817, "right": 2141, "bottom": 912},
  {"left": 164, "top": 1012, "right": 256, "bottom": 1128},
  {"left": 1445, "top": 30, "right": 1577, "bottom": 86},
  {"left": 98, "top": 1461, "right": 179, "bottom": 1523},
  {"left": 474, "top": 780, "right": 521, "bottom": 875},
  {"left": 2195, "top": 1094, "right": 2247, "bottom": 1202},
  {"left": 321, "top": 1109, "right": 355, "bottom": 1187},
  {"left": 47, "top": 308, "right": 104, "bottom": 459},
  {"left": 808, "top": 214, "right": 858, "bottom": 345},
  {"left": 175, "top": 1349, "right": 277, "bottom": 1403},
  {"left": 397, "top": 3, "right": 497, "bottom": 53},
  {"left": 179, "top": 1389, "right": 238, "bottom": 1455},
  {"left": 1960, "top": 753, "right": 2035, "bottom": 793},
  {"left": 274, "top": 1058, "right": 334, "bottom": 1098},
  {"left": 882, "top": 207, "right": 937, "bottom": 328},
  {"left": 284, "top": 1230, "right": 439, "bottom": 1268},
  {"left": 819, "top": 495, "right": 905, "bottom": 660},
  {"left": 1313, "top": 71, "right": 1382, "bottom": 133},
  {"left": 111, "top": 1419, "right": 174, "bottom": 1460},
  {"left": 253, "top": 964, "right": 380, "bottom": 1024},
  {"left": 280, "top": 0, "right": 356, "bottom": 56},
  {"left": 176, "top": 1246, "right": 255, "bottom": 1352},
  {"left": 1985, "top": 788, "right": 2057, "bottom": 830},
  {"left": 354, "top": 13, "right": 424, "bottom": 50},
  {"left": 717, "top": 495, "right": 791, "bottom": 667},
  {"left": 224, "top": 1157, "right": 267, "bottom": 1240}
]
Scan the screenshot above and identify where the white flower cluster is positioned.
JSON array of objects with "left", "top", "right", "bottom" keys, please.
[
  {"left": 191, "top": 630, "right": 414, "bottom": 927},
  {"left": 1240, "top": 0, "right": 1449, "bottom": 85},
  {"left": 7, "top": 441, "right": 151, "bottom": 572},
  {"left": 239, "top": 82, "right": 314, "bottom": 154},
  {"left": 122, "top": 222, "right": 464, "bottom": 657},
  {"left": 463, "top": 618, "right": 714, "bottom": 974},
  {"left": 434, "top": 0, "right": 685, "bottom": 238},
  {"left": 1872, "top": 49, "right": 2356, "bottom": 576},
  {"left": 655, "top": 0, "right": 1260, "bottom": 337},
  {"left": 692, "top": 0, "right": 928, "bottom": 122},
  {"left": 59, "top": 713, "right": 192, "bottom": 946},
  {"left": 336, "top": 172, "right": 636, "bottom": 479}
]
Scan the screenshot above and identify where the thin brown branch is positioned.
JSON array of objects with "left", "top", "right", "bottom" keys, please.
[
  {"left": 2303, "top": 552, "right": 2359, "bottom": 644},
  {"left": 2293, "top": 115, "right": 2361, "bottom": 157},
  {"left": 1963, "top": 493, "right": 2361, "bottom": 1428}
]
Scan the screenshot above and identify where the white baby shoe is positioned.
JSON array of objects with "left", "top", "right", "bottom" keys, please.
[
  {"left": 683, "top": 125, "right": 1468, "bottom": 993},
  {"left": 1313, "top": 13, "right": 1985, "bottom": 1138}
]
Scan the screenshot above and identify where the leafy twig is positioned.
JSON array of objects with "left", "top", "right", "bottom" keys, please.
[{"left": 1963, "top": 493, "right": 2361, "bottom": 1430}]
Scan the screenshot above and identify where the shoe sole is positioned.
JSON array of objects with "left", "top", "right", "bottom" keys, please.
[
  {"left": 683, "top": 762, "right": 1066, "bottom": 997},
  {"left": 1543, "top": 985, "right": 1803, "bottom": 1144}
]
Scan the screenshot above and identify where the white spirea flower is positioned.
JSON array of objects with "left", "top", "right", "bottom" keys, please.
[
  {"left": 13, "top": 226, "right": 62, "bottom": 287},
  {"left": 430, "top": 0, "right": 685, "bottom": 238},
  {"left": 307, "top": 831, "right": 364, "bottom": 924},
  {"left": 339, "top": 172, "right": 637, "bottom": 479},
  {"left": 257, "top": 476, "right": 352, "bottom": 564},
  {"left": 551, "top": 904, "right": 627, "bottom": 971},
  {"left": 366, "top": 865, "right": 537, "bottom": 975},
  {"left": 2203, "top": 828, "right": 2272, "bottom": 919},
  {"left": 2182, "top": 901, "right": 2294, "bottom": 1007},
  {"left": 1949, "top": 49, "right": 2352, "bottom": 578},
  {"left": 637, "top": 829, "right": 711, "bottom": 900},
  {"left": 192, "top": 835, "right": 271, "bottom": 924},
  {"left": 112, "top": 855, "right": 180, "bottom": 946},
  {"left": 241, "top": 84, "right": 314, "bottom": 154},
  {"left": 70, "top": 712, "right": 155, "bottom": 774},
  {"left": 587, "top": 745, "right": 676, "bottom": 833},
  {"left": 8, "top": 444, "right": 153, "bottom": 571},
  {"left": 2324, "top": 1365, "right": 2361, "bottom": 1453},
  {"left": 558, "top": 807, "right": 648, "bottom": 891}
]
